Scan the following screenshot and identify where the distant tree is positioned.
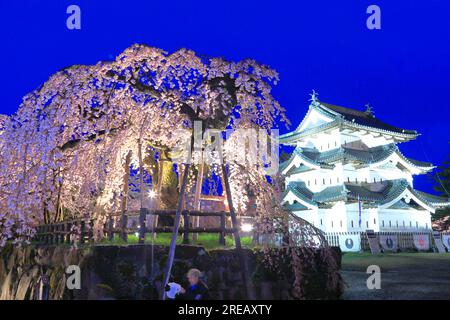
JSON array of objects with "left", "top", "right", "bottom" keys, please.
[{"left": 433, "top": 144, "right": 450, "bottom": 222}]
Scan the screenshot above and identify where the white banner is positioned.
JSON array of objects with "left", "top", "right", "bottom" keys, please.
[
  {"left": 442, "top": 235, "right": 450, "bottom": 251},
  {"left": 379, "top": 234, "right": 398, "bottom": 251},
  {"left": 339, "top": 234, "right": 361, "bottom": 252},
  {"left": 413, "top": 234, "right": 430, "bottom": 251}
]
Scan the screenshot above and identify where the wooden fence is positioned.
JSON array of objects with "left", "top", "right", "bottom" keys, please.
[
  {"left": 35, "top": 208, "right": 240, "bottom": 246},
  {"left": 324, "top": 231, "right": 436, "bottom": 251}
]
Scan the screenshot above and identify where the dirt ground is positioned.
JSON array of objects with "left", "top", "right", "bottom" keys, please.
[{"left": 341, "top": 253, "right": 450, "bottom": 300}]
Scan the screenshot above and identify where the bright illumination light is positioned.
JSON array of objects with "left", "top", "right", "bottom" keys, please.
[
  {"left": 241, "top": 223, "right": 253, "bottom": 232},
  {"left": 135, "top": 232, "right": 139, "bottom": 237},
  {"left": 148, "top": 189, "right": 157, "bottom": 199}
]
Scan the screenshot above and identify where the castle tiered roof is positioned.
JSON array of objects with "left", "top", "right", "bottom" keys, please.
[
  {"left": 280, "top": 143, "right": 435, "bottom": 174},
  {"left": 280, "top": 99, "right": 418, "bottom": 145},
  {"left": 283, "top": 179, "right": 450, "bottom": 212}
]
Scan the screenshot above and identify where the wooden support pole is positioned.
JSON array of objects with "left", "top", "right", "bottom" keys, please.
[
  {"left": 161, "top": 132, "right": 194, "bottom": 300},
  {"left": 161, "top": 160, "right": 192, "bottom": 300},
  {"left": 219, "top": 212, "right": 226, "bottom": 246},
  {"left": 221, "top": 163, "right": 253, "bottom": 299},
  {"left": 139, "top": 208, "right": 146, "bottom": 244},
  {"left": 192, "top": 162, "right": 205, "bottom": 241},
  {"left": 183, "top": 210, "right": 190, "bottom": 244},
  {"left": 120, "top": 150, "right": 132, "bottom": 242},
  {"left": 221, "top": 164, "right": 242, "bottom": 250}
]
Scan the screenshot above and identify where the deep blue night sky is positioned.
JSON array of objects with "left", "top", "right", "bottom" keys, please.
[{"left": 0, "top": 0, "right": 449, "bottom": 194}]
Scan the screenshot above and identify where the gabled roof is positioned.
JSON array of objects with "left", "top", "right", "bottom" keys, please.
[
  {"left": 282, "top": 179, "right": 450, "bottom": 212},
  {"left": 279, "top": 148, "right": 335, "bottom": 174},
  {"left": 280, "top": 99, "right": 418, "bottom": 145},
  {"left": 319, "top": 102, "right": 417, "bottom": 135}
]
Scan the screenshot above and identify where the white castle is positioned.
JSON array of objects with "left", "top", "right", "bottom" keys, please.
[{"left": 280, "top": 93, "right": 450, "bottom": 233}]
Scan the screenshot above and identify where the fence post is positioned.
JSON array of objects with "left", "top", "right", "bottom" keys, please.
[
  {"left": 183, "top": 211, "right": 189, "bottom": 244},
  {"left": 59, "top": 224, "right": 63, "bottom": 244},
  {"left": 108, "top": 216, "right": 114, "bottom": 241},
  {"left": 138, "top": 208, "right": 146, "bottom": 244},
  {"left": 80, "top": 220, "right": 86, "bottom": 244},
  {"left": 56, "top": 224, "right": 60, "bottom": 245},
  {"left": 50, "top": 224, "right": 56, "bottom": 245},
  {"left": 66, "top": 222, "right": 71, "bottom": 244},
  {"left": 219, "top": 212, "right": 226, "bottom": 246},
  {"left": 59, "top": 224, "right": 64, "bottom": 244},
  {"left": 120, "top": 212, "right": 128, "bottom": 242},
  {"left": 89, "top": 219, "right": 94, "bottom": 243},
  {"left": 45, "top": 225, "right": 50, "bottom": 244}
]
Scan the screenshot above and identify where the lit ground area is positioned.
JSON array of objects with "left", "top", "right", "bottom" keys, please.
[
  {"left": 341, "top": 253, "right": 450, "bottom": 300},
  {"left": 98, "top": 233, "right": 254, "bottom": 250}
]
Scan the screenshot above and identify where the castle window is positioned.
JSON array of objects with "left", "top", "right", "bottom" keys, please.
[
  {"left": 335, "top": 141, "right": 337, "bottom": 147},
  {"left": 416, "top": 221, "right": 418, "bottom": 228},
  {"left": 323, "top": 178, "right": 326, "bottom": 185},
  {"left": 374, "top": 218, "right": 376, "bottom": 225},
  {"left": 365, "top": 178, "right": 368, "bottom": 183},
  {"left": 320, "top": 219, "right": 323, "bottom": 226},
  {"left": 382, "top": 220, "right": 385, "bottom": 227},
  {"left": 389, "top": 221, "right": 392, "bottom": 227},
  {"left": 374, "top": 178, "right": 376, "bottom": 183},
  {"left": 315, "top": 179, "right": 317, "bottom": 185},
  {"left": 347, "top": 177, "right": 350, "bottom": 182},
  {"left": 410, "top": 221, "right": 412, "bottom": 228},
  {"left": 340, "top": 220, "right": 342, "bottom": 227},
  {"left": 355, "top": 178, "right": 358, "bottom": 183},
  {"left": 366, "top": 221, "right": 369, "bottom": 228},
  {"left": 308, "top": 180, "right": 311, "bottom": 186},
  {"left": 396, "top": 221, "right": 398, "bottom": 228},
  {"left": 331, "top": 221, "right": 334, "bottom": 228},
  {"left": 403, "top": 221, "right": 405, "bottom": 227},
  {"left": 330, "top": 178, "right": 332, "bottom": 184},
  {"left": 337, "top": 177, "right": 340, "bottom": 183},
  {"left": 351, "top": 220, "right": 354, "bottom": 228},
  {"left": 426, "top": 223, "right": 428, "bottom": 229}
]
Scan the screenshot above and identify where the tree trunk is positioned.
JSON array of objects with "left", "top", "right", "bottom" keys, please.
[{"left": 120, "top": 150, "right": 132, "bottom": 241}]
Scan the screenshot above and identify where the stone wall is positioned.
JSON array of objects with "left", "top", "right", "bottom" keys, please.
[{"left": 0, "top": 244, "right": 343, "bottom": 300}]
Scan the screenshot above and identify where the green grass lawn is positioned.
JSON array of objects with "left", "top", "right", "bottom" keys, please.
[
  {"left": 98, "top": 233, "right": 254, "bottom": 250},
  {"left": 342, "top": 252, "right": 450, "bottom": 271}
]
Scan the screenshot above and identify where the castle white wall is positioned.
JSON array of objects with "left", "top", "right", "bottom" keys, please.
[{"left": 291, "top": 205, "right": 433, "bottom": 233}]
